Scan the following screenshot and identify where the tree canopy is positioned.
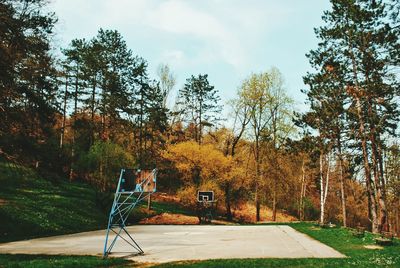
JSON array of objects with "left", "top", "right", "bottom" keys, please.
[{"left": 0, "top": 0, "right": 399, "bottom": 234}]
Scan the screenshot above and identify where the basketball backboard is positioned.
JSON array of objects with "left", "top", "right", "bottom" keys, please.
[
  {"left": 118, "top": 169, "right": 156, "bottom": 193},
  {"left": 197, "top": 191, "right": 214, "bottom": 202}
]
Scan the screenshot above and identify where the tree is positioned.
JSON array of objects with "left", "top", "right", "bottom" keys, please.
[
  {"left": 78, "top": 141, "right": 135, "bottom": 191},
  {"left": 203, "top": 128, "right": 250, "bottom": 221},
  {"left": 303, "top": 0, "right": 400, "bottom": 232},
  {"left": 135, "top": 80, "right": 169, "bottom": 168},
  {"left": 219, "top": 95, "right": 252, "bottom": 220},
  {"left": 177, "top": 74, "right": 222, "bottom": 144},
  {"left": 385, "top": 143, "right": 400, "bottom": 234},
  {"left": 301, "top": 55, "right": 350, "bottom": 225},
  {"left": 62, "top": 38, "right": 88, "bottom": 179},
  {"left": 237, "top": 70, "right": 275, "bottom": 221},
  {"left": 157, "top": 64, "right": 176, "bottom": 109},
  {"left": 0, "top": 0, "right": 59, "bottom": 169},
  {"left": 63, "top": 29, "right": 148, "bottom": 140},
  {"left": 261, "top": 68, "right": 294, "bottom": 221},
  {"left": 94, "top": 29, "right": 137, "bottom": 139},
  {"left": 163, "top": 141, "right": 232, "bottom": 221}
]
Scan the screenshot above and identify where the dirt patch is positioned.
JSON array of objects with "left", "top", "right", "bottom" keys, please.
[
  {"left": 364, "top": 245, "right": 383, "bottom": 250},
  {"left": 133, "top": 262, "right": 158, "bottom": 268},
  {"left": 152, "top": 192, "right": 180, "bottom": 203},
  {"left": 139, "top": 213, "right": 199, "bottom": 225},
  {"left": 139, "top": 211, "right": 236, "bottom": 225},
  {"left": 0, "top": 199, "right": 8, "bottom": 206},
  {"left": 150, "top": 193, "right": 297, "bottom": 224},
  {"left": 232, "top": 203, "right": 297, "bottom": 223},
  {"left": 211, "top": 219, "right": 238, "bottom": 225}
]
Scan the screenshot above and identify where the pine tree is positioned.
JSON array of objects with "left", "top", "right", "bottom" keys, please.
[
  {"left": 302, "top": 0, "right": 399, "bottom": 232},
  {"left": 177, "top": 74, "right": 222, "bottom": 144},
  {"left": 0, "top": 0, "right": 59, "bottom": 168}
]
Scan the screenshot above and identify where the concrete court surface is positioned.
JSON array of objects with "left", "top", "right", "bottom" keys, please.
[{"left": 0, "top": 225, "right": 345, "bottom": 263}]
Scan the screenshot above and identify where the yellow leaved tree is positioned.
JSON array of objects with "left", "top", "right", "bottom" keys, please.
[{"left": 162, "top": 141, "right": 232, "bottom": 211}]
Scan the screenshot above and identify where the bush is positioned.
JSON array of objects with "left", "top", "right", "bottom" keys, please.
[
  {"left": 76, "top": 141, "right": 135, "bottom": 191},
  {"left": 303, "top": 197, "right": 319, "bottom": 221}
]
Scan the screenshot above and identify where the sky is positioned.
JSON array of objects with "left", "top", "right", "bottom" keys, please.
[{"left": 49, "top": 0, "right": 332, "bottom": 118}]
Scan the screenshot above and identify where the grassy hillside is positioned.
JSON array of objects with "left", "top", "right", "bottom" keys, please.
[
  {"left": 0, "top": 161, "right": 196, "bottom": 243},
  {"left": 0, "top": 161, "right": 109, "bottom": 242}
]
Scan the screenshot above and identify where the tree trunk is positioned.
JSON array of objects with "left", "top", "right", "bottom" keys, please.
[
  {"left": 256, "top": 191, "right": 261, "bottom": 222},
  {"left": 147, "top": 195, "right": 151, "bottom": 211},
  {"left": 320, "top": 153, "right": 325, "bottom": 224},
  {"left": 138, "top": 89, "right": 144, "bottom": 165},
  {"left": 319, "top": 153, "right": 330, "bottom": 224},
  {"left": 69, "top": 72, "right": 79, "bottom": 182},
  {"left": 347, "top": 34, "right": 379, "bottom": 232},
  {"left": 60, "top": 75, "right": 68, "bottom": 149},
  {"left": 357, "top": 103, "right": 378, "bottom": 231},
  {"left": 90, "top": 76, "right": 96, "bottom": 146},
  {"left": 272, "top": 185, "right": 277, "bottom": 221},
  {"left": 255, "top": 175, "right": 260, "bottom": 222},
  {"left": 338, "top": 156, "right": 347, "bottom": 227},
  {"left": 302, "top": 182, "right": 306, "bottom": 220},
  {"left": 198, "top": 98, "right": 202, "bottom": 145},
  {"left": 335, "top": 128, "right": 347, "bottom": 227},
  {"left": 377, "top": 140, "right": 388, "bottom": 232},
  {"left": 396, "top": 200, "right": 399, "bottom": 236},
  {"left": 272, "top": 112, "right": 278, "bottom": 222},
  {"left": 100, "top": 160, "right": 105, "bottom": 192},
  {"left": 370, "top": 131, "right": 387, "bottom": 233},
  {"left": 255, "top": 136, "right": 261, "bottom": 222},
  {"left": 225, "top": 183, "right": 233, "bottom": 221},
  {"left": 91, "top": 77, "right": 96, "bottom": 122},
  {"left": 299, "top": 158, "right": 306, "bottom": 221}
]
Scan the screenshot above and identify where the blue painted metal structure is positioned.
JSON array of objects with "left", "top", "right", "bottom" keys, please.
[{"left": 103, "top": 168, "right": 157, "bottom": 257}]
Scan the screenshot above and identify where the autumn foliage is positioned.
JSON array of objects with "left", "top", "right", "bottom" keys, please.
[{"left": 1, "top": 0, "right": 399, "bottom": 234}]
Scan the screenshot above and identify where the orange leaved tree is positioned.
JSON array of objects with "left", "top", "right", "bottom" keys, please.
[{"left": 163, "top": 141, "right": 233, "bottom": 218}]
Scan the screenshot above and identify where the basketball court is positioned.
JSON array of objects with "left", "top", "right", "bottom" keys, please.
[
  {"left": 0, "top": 225, "right": 345, "bottom": 263},
  {"left": 0, "top": 170, "right": 345, "bottom": 263}
]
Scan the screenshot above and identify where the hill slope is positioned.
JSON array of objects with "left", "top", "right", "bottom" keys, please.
[
  {"left": 0, "top": 161, "right": 196, "bottom": 242},
  {"left": 0, "top": 161, "right": 108, "bottom": 242}
]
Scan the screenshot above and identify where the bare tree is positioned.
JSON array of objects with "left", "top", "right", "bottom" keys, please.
[{"left": 157, "top": 63, "right": 176, "bottom": 109}]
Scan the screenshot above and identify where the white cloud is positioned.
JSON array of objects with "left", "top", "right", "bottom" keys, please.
[
  {"left": 146, "top": 1, "right": 223, "bottom": 37},
  {"left": 51, "top": 0, "right": 293, "bottom": 73},
  {"left": 143, "top": 0, "right": 246, "bottom": 70},
  {"left": 161, "top": 49, "right": 186, "bottom": 67}
]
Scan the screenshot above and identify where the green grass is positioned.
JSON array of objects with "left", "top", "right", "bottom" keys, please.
[
  {"left": 0, "top": 254, "right": 132, "bottom": 268},
  {"left": 152, "top": 222, "right": 400, "bottom": 268},
  {"left": 0, "top": 161, "right": 111, "bottom": 242},
  {"left": 0, "top": 161, "right": 195, "bottom": 243}
]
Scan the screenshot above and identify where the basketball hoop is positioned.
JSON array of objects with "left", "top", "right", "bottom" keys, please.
[
  {"left": 197, "top": 190, "right": 216, "bottom": 223},
  {"left": 103, "top": 168, "right": 157, "bottom": 257},
  {"left": 197, "top": 191, "right": 215, "bottom": 202}
]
